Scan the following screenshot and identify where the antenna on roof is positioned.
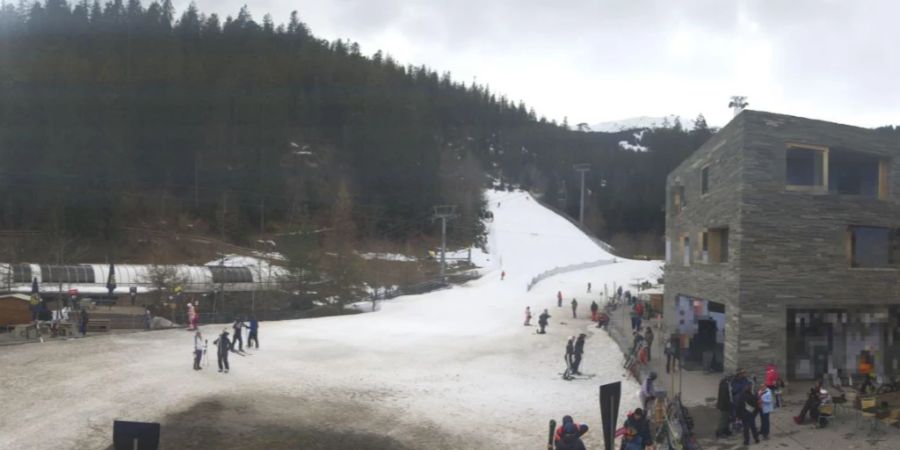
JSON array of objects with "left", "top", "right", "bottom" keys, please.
[{"left": 728, "top": 96, "right": 749, "bottom": 117}]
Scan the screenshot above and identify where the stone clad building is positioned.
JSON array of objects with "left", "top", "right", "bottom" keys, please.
[{"left": 665, "top": 110, "right": 900, "bottom": 380}]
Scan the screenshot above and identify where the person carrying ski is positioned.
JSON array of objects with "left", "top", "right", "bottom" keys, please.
[
  {"left": 212, "top": 328, "right": 231, "bottom": 373},
  {"left": 554, "top": 415, "right": 588, "bottom": 450},
  {"left": 193, "top": 330, "right": 204, "bottom": 371},
  {"left": 590, "top": 301, "right": 599, "bottom": 322},
  {"left": 247, "top": 315, "right": 259, "bottom": 348},
  {"left": 231, "top": 317, "right": 246, "bottom": 352},
  {"left": 524, "top": 306, "right": 532, "bottom": 326},
  {"left": 621, "top": 408, "right": 651, "bottom": 450},
  {"left": 557, "top": 291, "right": 563, "bottom": 307},
  {"left": 572, "top": 334, "right": 586, "bottom": 375},
  {"left": 570, "top": 298, "right": 578, "bottom": 319},
  {"left": 538, "top": 309, "right": 550, "bottom": 334},
  {"left": 563, "top": 337, "right": 576, "bottom": 379}
]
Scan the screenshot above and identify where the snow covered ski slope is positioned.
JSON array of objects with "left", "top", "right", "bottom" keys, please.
[{"left": 0, "top": 190, "right": 661, "bottom": 449}]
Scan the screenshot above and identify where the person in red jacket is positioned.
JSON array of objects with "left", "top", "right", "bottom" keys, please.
[{"left": 554, "top": 415, "right": 588, "bottom": 450}]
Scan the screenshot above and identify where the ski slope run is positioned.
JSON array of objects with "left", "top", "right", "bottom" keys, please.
[{"left": 0, "top": 190, "right": 660, "bottom": 449}]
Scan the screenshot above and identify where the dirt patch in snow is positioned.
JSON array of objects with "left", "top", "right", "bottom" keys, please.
[{"left": 117, "top": 393, "right": 463, "bottom": 450}]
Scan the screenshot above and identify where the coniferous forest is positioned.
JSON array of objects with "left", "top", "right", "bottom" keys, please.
[{"left": 0, "top": 1, "right": 716, "bottom": 261}]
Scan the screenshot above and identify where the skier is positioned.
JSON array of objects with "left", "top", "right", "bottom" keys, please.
[
  {"left": 554, "top": 415, "right": 589, "bottom": 450},
  {"left": 572, "top": 334, "right": 586, "bottom": 375},
  {"left": 231, "top": 317, "right": 246, "bottom": 352},
  {"left": 587, "top": 282, "right": 591, "bottom": 293},
  {"left": 557, "top": 291, "right": 563, "bottom": 307},
  {"left": 570, "top": 298, "right": 578, "bottom": 319},
  {"left": 590, "top": 301, "right": 599, "bottom": 322},
  {"left": 79, "top": 308, "right": 89, "bottom": 337},
  {"left": 193, "top": 330, "right": 204, "bottom": 370},
  {"left": 247, "top": 315, "right": 259, "bottom": 348},
  {"left": 524, "top": 306, "right": 532, "bottom": 326},
  {"left": 212, "top": 328, "right": 231, "bottom": 373},
  {"left": 501, "top": 270, "right": 506, "bottom": 281},
  {"left": 563, "top": 337, "right": 575, "bottom": 380},
  {"left": 538, "top": 309, "right": 550, "bottom": 334}
]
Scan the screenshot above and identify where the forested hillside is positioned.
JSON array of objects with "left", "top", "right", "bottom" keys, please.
[{"left": 0, "top": 1, "right": 713, "bottom": 261}]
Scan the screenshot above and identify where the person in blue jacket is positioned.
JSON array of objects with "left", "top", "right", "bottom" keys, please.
[{"left": 247, "top": 316, "right": 259, "bottom": 349}]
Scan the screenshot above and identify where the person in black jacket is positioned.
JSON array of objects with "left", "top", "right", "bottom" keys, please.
[
  {"left": 738, "top": 383, "right": 760, "bottom": 445},
  {"left": 572, "top": 334, "right": 586, "bottom": 375},
  {"left": 554, "top": 415, "right": 588, "bottom": 450},
  {"left": 231, "top": 317, "right": 246, "bottom": 352},
  {"left": 538, "top": 309, "right": 550, "bottom": 334},
  {"left": 621, "top": 408, "right": 651, "bottom": 449},
  {"left": 564, "top": 337, "right": 575, "bottom": 379},
  {"left": 715, "top": 376, "right": 733, "bottom": 438},
  {"left": 213, "top": 329, "right": 231, "bottom": 373},
  {"left": 571, "top": 298, "right": 578, "bottom": 318}
]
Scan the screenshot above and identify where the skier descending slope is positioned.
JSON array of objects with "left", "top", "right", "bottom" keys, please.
[
  {"left": 538, "top": 309, "right": 551, "bottom": 334},
  {"left": 213, "top": 329, "right": 231, "bottom": 373}
]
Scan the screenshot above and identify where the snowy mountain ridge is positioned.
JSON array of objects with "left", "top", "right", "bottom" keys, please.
[{"left": 591, "top": 114, "right": 697, "bottom": 132}]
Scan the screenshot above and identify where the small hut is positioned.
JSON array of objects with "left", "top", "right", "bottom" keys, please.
[{"left": 0, "top": 293, "right": 32, "bottom": 328}]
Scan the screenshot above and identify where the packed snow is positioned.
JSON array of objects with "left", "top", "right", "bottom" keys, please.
[{"left": 0, "top": 190, "right": 660, "bottom": 449}]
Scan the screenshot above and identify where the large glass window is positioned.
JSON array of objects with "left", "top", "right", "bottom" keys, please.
[{"left": 829, "top": 150, "right": 885, "bottom": 198}]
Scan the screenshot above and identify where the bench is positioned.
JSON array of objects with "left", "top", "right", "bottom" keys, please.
[{"left": 86, "top": 319, "right": 111, "bottom": 332}]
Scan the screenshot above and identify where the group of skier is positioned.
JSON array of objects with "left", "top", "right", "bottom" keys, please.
[{"left": 190, "top": 316, "right": 260, "bottom": 373}]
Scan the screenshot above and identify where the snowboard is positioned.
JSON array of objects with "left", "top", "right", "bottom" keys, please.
[{"left": 547, "top": 419, "right": 556, "bottom": 450}]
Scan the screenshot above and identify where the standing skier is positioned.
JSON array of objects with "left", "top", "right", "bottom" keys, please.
[
  {"left": 247, "top": 315, "right": 259, "bottom": 349},
  {"left": 563, "top": 336, "right": 575, "bottom": 379},
  {"left": 572, "top": 334, "right": 586, "bottom": 375},
  {"left": 570, "top": 298, "right": 578, "bottom": 318},
  {"left": 193, "top": 330, "right": 204, "bottom": 370},
  {"left": 213, "top": 328, "right": 231, "bottom": 373},
  {"left": 231, "top": 317, "right": 246, "bottom": 352},
  {"left": 524, "top": 306, "right": 532, "bottom": 326},
  {"left": 538, "top": 309, "right": 550, "bottom": 334},
  {"left": 501, "top": 270, "right": 506, "bottom": 281},
  {"left": 557, "top": 291, "right": 563, "bottom": 307},
  {"left": 589, "top": 301, "right": 599, "bottom": 322}
]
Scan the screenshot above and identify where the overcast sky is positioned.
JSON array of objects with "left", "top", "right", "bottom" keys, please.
[{"left": 177, "top": 0, "right": 900, "bottom": 129}]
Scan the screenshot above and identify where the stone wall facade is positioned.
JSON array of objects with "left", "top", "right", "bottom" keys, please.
[{"left": 666, "top": 110, "right": 900, "bottom": 379}]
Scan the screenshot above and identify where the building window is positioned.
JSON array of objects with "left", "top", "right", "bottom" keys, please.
[
  {"left": 829, "top": 149, "right": 888, "bottom": 198},
  {"left": 847, "top": 226, "right": 890, "bottom": 268},
  {"left": 786, "top": 144, "right": 827, "bottom": 190},
  {"left": 682, "top": 235, "right": 691, "bottom": 266},
  {"left": 709, "top": 228, "right": 729, "bottom": 263},
  {"left": 672, "top": 185, "right": 685, "bottom": 213},
  {"left": 701, "top": 166, "right": 709, "bottom": 195}
]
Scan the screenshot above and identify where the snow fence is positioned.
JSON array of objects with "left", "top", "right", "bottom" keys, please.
[{"left": 525, "top": 258, "right": 617, "bottom": 291}]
